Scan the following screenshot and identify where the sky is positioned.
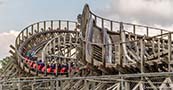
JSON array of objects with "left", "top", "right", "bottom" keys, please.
[
  {"left": 0, "top": 0, "right": 173, "bottom": 59},
  {"left": 0, "top": 0, "right": 110, "bottom": 59}
]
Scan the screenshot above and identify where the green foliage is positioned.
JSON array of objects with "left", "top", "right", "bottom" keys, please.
[{"left": 0, "top": 56, "right": 10, "bottom": 73}]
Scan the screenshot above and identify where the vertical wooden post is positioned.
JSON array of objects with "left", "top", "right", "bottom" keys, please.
[
  {"left": 140, "top": 39, "right": 144, "bottom": 89},
  {"left": 102, "top": 18, "right": 106, "bottom": 67},
  {"left": 91, "top": 45, "right": 94, "bottom": 65},
  {"left": 67, "top": 21, "right": 69, "bottom": 30},
  {"left": 63, "top": 33, "right": 66, "bottom": 45},
  {"left": 158, "top": 38, "right": 160, "bottom": 61},
  {"left": 152, "top": 38, "right": 156, "bottom": 56},
  {"left": 120, "top": 22, "right": 125, "bottom": 65},
  {"left": 140, "top": 39, "right": 144, "bottom": 73},
  {"left": 75, "top": 22, "right": 78, "bottom": 31},
  {"left": 119, "top": 43, "right": 123, "bottom": 66},
  {"left": 161, "top": 30, "right": 163, "bottom": 35},
  {"left": 84, "top": 80, "right": 89, "bottom": 90},
  {"left": 19, "top": 34, "right": 22, "bottom": 48},
  {"left": 94, "top": 15, "right": 97, "bottom": 24},
  {"left": 44, "top": 21, "right": 46, "bottom": 31},
  {"left": 22, "top": 31, "right": 24, "bottom": 41},
  {"left": 128, "top": 33, "right": 131, "bottom": 41},
  {"left": 56, "top": 80, "right": 59, "bottom": 90},
  {"left": 160, "top": 30, "right": 164, "bottom": 52},
  {"left": 17, "top": 78, "right": 22, "bottom": 90},
  {"left": 36, "top": 60, "right": 38, "bottom": 75},
  {"left": 91, "top": 81, "right": 95, "bottom": 90},
  {"left": 45, "top": 54, "right": 47, "bottom": 75},
  {"left": 16, "top": 38, "right": 18, "bottom": 48},
  {"left": 32, "top": 84, "right": 35, "bottom": 90},
  {"left": 57, "top": 37, "right": 61, "bottom": 76},
  {"left": 53, "top": 39, "right": 56, "bottom": 54},
  {"left": 60, "top": 81, "right": 63, "bottom": 90},
  {"left": 37, "top": 23, "right": 39, "bottom": 32},
  {"left": 26, "top": 28, "right": 28, "bottom": 38},
  {"left": 59, "top": 20, "right": 61, "bottom": 29},
  {"left": 168, "top": 33, "right": 172, "bottom": 72},
  {"left": 31, "top": 25, "right": 34, "bottom": 35},
  {"left": 50, "top": 79, "right": 54, "bottom": 90},
  {"left": 125, "top": 81, "right": 130, "bottom": 90},
  {"left": 120, "top": 77, "right": 124, "bottom": 90},
  {"left": 110, "top": 21, "right": 113, "bottom": 31},
  {"left": 56, "top": 58, "right": 58, "bottom": 76},
  {"left": 51, "top": 20, "right": 53, "bottom": 30},
  {"left": 133, "top": 25, "right": 136, "bottom": 34},
  {"left": 146, "top": 27, "right": 149, "bottom": 37},
  {"left": 75, "top": 32, "right": 78, "bottom": 44},
  {"left": 0, "top": 83, "right": 2, "bottom": 90}
]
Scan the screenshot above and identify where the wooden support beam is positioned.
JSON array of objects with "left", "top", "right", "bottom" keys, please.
[
  {"left": 26, "top": 28, "right": 28, "bottom": 38},
  {"left": 31, "top": 25, "right": 34, "bottom": 35},
  {"left": 22, "top": 31, "right": 24, "bottom": 41},
  {"left": 37, "top": 23, "right": 39, "bottom": 32},
  {"left": 56, "top": 81, "right": 60, "bottom": 90},
  {"left": 44, "top": 21, "right": 46, "bottom": 31},
  {"left": 159, "top": 77, "right": 173, "bottom": 89},
  {"left": 0, "top": 84, "right": 2, "bottom": 90},
  {"left": 95, "top": 83, "right": 104, "bottom": 90},
  {"left": 145, "top": 77, "right": 157, "bottom": 90},
  {"left": 132, "top": 81, "right": 141, "bottom": 90},
  {"left": 110, "top": 21, "right": 113, "bottom": 31},
  {"left": 59, "top": 20, "right": 61, "bottom": 29},
  {"left": 152, "top": 38, "right": 156, "bottom": 57},
  {"left": 146, "top": 27, "right": 149, "bottom": 36},
  {"left": 84, "top": 80, "right": 89, "bottom": 90},
  {"left": 168, "top": 33, "right": 172, "bottom": 72},
  {"left": 158, "top": 38, "right": 161, "bottom": 61},
  {"left": 51, "top": 20, "right": 53, "bottom": 29},
  {"left": 10, "top": 45, "right": 16, "bottom": 51},
  {"left": 125, "top": 81, "right": 130, "bottom": 90},
  {"left": 120, "top": 77, "right": 124, "bottom": 90},
  {"left": 102, "top": 19, "right": 106, "bottom": 68},
  {"left": 9, "top": 50, "right": 15, "bottom": 56},
  {"left": 133, "top": 25, "right": 136, "bottom": 34},
  {"left": 17, "top": 79, "right": 22, "bottom": 90},
  {"left": 140, "top": 39, "right": 144, "bottom": 73},
  {"left": 31, "top": 83, "right": 35, "bottom": 90},
  {"left": 91, "top": 81, "right": 95, "bottom": 90}
]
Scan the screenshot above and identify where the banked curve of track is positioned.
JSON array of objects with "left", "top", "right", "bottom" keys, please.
[{"left": 15, "top": 20, "right": 82, "bottom": 77}]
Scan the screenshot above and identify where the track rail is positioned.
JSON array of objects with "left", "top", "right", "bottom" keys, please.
[
  {"left": 81, "top": 4, "right": 173, "bottom": 74},
  {"left": 4, "top": 4, "right": 173, "bottom": 90},
  {"left": 14, "top": 20, "right": 82, "bottom": 77}
]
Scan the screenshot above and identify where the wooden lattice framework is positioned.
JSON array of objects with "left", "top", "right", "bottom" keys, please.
[{"left": 1, "top": 4, "right": 173, "bottom": 90}]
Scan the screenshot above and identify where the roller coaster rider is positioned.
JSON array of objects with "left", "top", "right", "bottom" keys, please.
[{"left": 24, "top": 50, "right": 79, "bottom": 76}]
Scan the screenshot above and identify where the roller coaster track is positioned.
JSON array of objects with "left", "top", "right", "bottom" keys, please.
[
  {"left": 1, "top": 4, "right": 173, "bottom": 90},
  {"left": 81, "top": 4, "right": 173, "bottom": 75},
  {"left": 10, "top": 20, "right": 87, "bottom": 77}
]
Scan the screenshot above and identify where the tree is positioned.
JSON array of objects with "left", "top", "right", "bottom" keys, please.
[{"left": 0, "top": 56, "right": 11, "bottom": 73}]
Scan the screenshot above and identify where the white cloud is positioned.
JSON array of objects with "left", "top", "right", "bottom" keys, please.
[
  {"left": 97, "top": 0, "right": 173, "bottom": 29},
  {"left": 117, "top": 0, "right": 172, "bottom": 17},
  {"left": 0, "top": 30, "right": 19, "bottom": 59},
  {"left": 0, "top": 0, "right": 6, "bottom": 5}
]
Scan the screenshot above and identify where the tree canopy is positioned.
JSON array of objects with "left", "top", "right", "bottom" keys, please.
[{"left": 0, "top": 56, "right": 11, "bottom": 73}]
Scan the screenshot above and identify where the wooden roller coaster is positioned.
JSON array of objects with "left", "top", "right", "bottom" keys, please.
[{"left": 1, "top": 4, "right": 173, "bottom": 90}]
